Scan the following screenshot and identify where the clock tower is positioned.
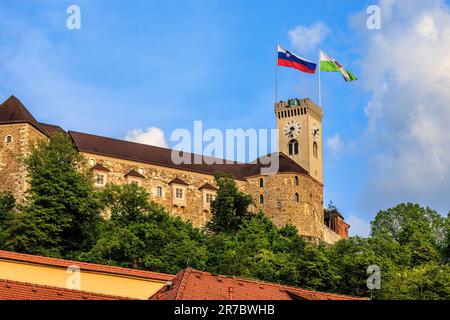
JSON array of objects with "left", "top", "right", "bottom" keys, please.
[{"left": 275, "top": 98, "right": 323, "bottom": 184}]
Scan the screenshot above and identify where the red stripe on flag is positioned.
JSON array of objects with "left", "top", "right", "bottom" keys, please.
[{"left": 277, "top": 58, "right": 316, "bottom": 74}]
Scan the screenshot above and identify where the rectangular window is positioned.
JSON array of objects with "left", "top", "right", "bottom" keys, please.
[
  {"left": 156, "top": 186, "right": 163, "bottom": 197},
  {"left": 175, "top": 188, "right": 183, "bottom": 199},
  {"left": 95, "top": 174, "right": 105, "bottom": 186},
  {"left": 206, "top": 193, "right": 214, "bottom": 204}
]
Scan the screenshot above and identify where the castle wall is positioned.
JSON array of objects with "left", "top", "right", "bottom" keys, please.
[
  {"left": 246, "top": 173, "right": 324, "bottom": 240},
  {"left": 82, "top": 152, "right": 247, "bottom": 228},
  {"left": 0, "top": 123, "right": 47, "bottom": 202}
]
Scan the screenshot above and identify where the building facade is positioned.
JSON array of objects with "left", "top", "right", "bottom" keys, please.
[{"left": 0, "top": 95, "right": 349, "bottom": 244}]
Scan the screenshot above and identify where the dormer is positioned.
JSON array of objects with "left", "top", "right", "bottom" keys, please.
[
  {"left": 124, "top": 169, "right": 145, "bottom": 186},
  {"left": 91, "top": 163, "right": 110, "bottom": 187},
  {"left": 199, "top": 183, "right": 217, "bottom": 212},
  {"left": 169, "top": 177, "right": 188, "bottom": 208}
]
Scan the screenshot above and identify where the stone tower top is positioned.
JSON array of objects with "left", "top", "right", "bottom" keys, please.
[{"left": 274, "top": 97, "right": 324, "bottom": 184}]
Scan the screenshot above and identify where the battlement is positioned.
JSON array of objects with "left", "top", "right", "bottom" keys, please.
[{"left": 274, "top": 98, "right": 323, "bottom": 120}]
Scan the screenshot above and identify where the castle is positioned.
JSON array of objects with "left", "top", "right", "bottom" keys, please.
[{"left": 0, "top": 95, "right": 349, "bottom": 244}]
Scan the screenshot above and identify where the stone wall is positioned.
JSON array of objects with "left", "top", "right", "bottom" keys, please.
[
  {"left": 0, "top": 123, "right": 339, "bottom": 244},
  {"left": 323, "top": 226, "right": 343, "bottom": 245},
  {"left": 82, "top": 152, "right": 232, "bottom": 228},
  {"left": 246, "top": 173, "right": 325, "bottom": 239},
  {"left": 0, "top": 123, "right": 46, "bottom": 202}
]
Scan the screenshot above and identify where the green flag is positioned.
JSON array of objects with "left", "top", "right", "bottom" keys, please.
[{"left": 320, "top": 50, "right": 357, "bottom": 82}]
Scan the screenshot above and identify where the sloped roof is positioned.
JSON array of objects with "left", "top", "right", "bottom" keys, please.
[
  {"left": 199, "top": 182, "right": 217, "bottom": 191},
  {"left": 0, "top": 95, "right": 313, "bottom": 181},
  {"left": 0, "top": 96, "right": 64, "bottom": 136},
  {"left": 125, "top": 169, "right": 145, "bottom": 179},
  {"left": 150, "top": 268, "right": 367, "bottom": 300},
  {"left": 0, "top": 279, "right": 131, "bottom": 300},
  {"left": 91, "top": 163, "right": 111, "bottom": 172},
  {"left": 169, "top": 177, "right": 189, "bottom": 186},
  {"left": 69, "top": 131, "right": 311, "bottom": 180},
  {"left": 0, "top": 250, "right": 173, "bottom": 282}
]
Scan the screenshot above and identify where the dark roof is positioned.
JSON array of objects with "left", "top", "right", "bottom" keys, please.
[
  {"left": 91, "top": 163, "right": 110, "bottom": 172},
  {"left": 0, "top": 96, "right": 64, "bottom": 137},
  {"left": 0, "top": 279, "right": 131, "bottom": 300},
  {"left": 38, "top": 122, "right": 65, "bottom": 135},
  {"left": 125, "top": 169, "right": 145, "bottom": 179},
  {"left": 150, "top": 268, "right": 367, "bottom": 300},
  {"left": 0, "top": 95, "right": 312, "bottom": 180},
  {"left": 199, "top": 183, "right": 217, "bottom": 191},
  {"left": 69, "top": 131, "right": 311, "bottom": 180},
  {"left": 169, "top": 177, "right": 189, "bottom": 186}
]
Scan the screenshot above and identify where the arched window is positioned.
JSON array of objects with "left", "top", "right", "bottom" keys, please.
[
  {"left": 294, "top": 193, "right": 299, "bottom": 203},
  {"left": 259, "top": 178, "right": 264, "bottom": 188},
  {"left": 259, "top": 195, "right": 264, "bottom": 204},
  {"left": 294, "top": 176, "right": 299, "bottom": 186},
  {"left": 5, "top": 135, "right": 13, "bottom": 144},
  {"left": 289, "top": 140, "right": 299, "bottom": 156},
  {"left": 313, "top": 141, "right": 318, "bottom": 158}
]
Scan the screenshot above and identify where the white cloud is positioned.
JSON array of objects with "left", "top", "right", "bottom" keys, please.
[
  {"left": 347, "top": 215, "right": 371, "bottom": 237},
  {"left": 125, "top": 127, "right": 168, "bottom": 148},
  {"left": 326, "top": 134, "right": 344, "bottom": 156},
  {"left": 354, "top": 0, "right": 450, "bottom": 213},
  {"left": 288, "top": 22, "right": 329, "bottom": 53}
]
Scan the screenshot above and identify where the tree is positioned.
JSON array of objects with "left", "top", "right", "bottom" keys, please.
[
  {"left": 0, "top": 192, "right": 15, "bottom": 248},
  {"left": 207, "top": 173, "right": 254, "bottom": 233},
  {"left": 2, "top": 133, "right": 101, "bottom": 257},
  {"left": 81, "top": 183, "right": 208, "bottom": 274}
]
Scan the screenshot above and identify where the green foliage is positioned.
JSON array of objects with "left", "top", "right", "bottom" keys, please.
[
  {"left": 81, "top": 183, "right": 208, "bottom": 274},
  {"left": 1, "top": 133, "right": 101, "bottom": 257},
  {"left": 1, "top": 145, "right": 450, "bottom": 300},
  {"left": 207, "top": 173, "right": 254, "bottom": 233}
]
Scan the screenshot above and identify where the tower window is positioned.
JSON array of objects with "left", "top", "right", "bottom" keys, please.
[
  {"left": 295, "top": 193, "right": 300, "bottom": 203},
  {"left": 289, "top": 140, "right": 299, "bottom": 156},
  {"left": 259, "top": 178, "right": 264, "bottom": 188},
  {"left": 259, "top": 195, "right": 264, "bottom": 204},
  {"left": 294, "top": 176, "right": 299, "bottom": 186},
  {"left": 5, "top": 135, "right": 13, "bottom": 144},
  {"left": 313, "top": 141, "right": 318, "bottom": 158}
]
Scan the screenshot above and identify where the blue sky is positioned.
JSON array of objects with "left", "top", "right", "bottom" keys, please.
[{"left": 1, "top": 0, "right": 449, "bottom": 236}]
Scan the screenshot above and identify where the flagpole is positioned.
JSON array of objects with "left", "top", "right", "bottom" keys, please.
[
  {"left": 318, "top": 49, "right": 322, "bottom": 107},
  {"left": 275, "top": 43, "right": 278, "bottom": 104}
]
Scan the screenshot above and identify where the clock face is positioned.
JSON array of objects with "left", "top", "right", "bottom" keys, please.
[
  {"left": 311, "top": 124, "right": 320, "bottom": 142},
  {"left": 283, "top": 121, "right": 301, "bottom": 139}
]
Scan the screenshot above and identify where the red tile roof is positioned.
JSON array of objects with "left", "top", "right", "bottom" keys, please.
[
  {"left": 150, "top": 268, "right": 367, "bottom": 300},
  {"left": 0, "top": 279, "right": 131, "bottom": 300},
  {"left": 0, "top": 250, "right": 174, "bottom": 282}
]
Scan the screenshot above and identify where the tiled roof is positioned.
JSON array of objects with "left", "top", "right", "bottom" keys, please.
[
  {"left": 0, "top": 250, "right": 174, "bottom": 282},
  {"left": 91, "top": 163, "right": 111, "bottom": 172},
  {"left": 150, "top": 268, "right": 367, "bottom": 300},
  {"left": 69, "top": 131, "right": 311, "bottom": 180},
  {"left": 1, "top": 95, "right": 313, "bottom": 181},
  {"left": 0, "top": 96, "right": 64, "bottom": 137},
  {"left": 199, "top": 183, "right": 217, "bottom": 191},
  {"left": 169, "top": 177, "right": 189, "bottom": 186},
  {"left": 125, "top": 169, "right": 145, "bottom": 179},
  {"left": 0, "top": 279, "right": 131, "bottom": 300},
  {"left": 38, "top": 122, "right": 65, "bottom": 135}
]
